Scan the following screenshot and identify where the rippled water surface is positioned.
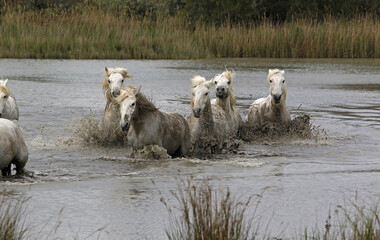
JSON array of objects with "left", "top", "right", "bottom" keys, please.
[{"left": 0, "top": 58, "right": 379, "bottom": 239}]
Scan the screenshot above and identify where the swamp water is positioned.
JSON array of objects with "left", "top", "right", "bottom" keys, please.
[{"left": 0, "top": 58, "right": 379, "bottom": 239}]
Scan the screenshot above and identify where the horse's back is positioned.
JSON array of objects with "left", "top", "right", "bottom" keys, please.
[{"left": 248, "top": 96, "right": 268, "bottom": 124}]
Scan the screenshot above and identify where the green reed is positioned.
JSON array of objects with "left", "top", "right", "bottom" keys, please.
[{"left": 0, "top": 7, "right": 379, "bottom": 59}]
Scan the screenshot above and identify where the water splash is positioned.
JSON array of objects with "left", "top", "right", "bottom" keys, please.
[
  {"left": 74, "top": 113, "right": 128, "bottom": 147},
  {"left": 238, "top": 114, "right": 326, "bottom": 143},
  {"left": 132, "top": 145, "right": 169, "bottom": 160}
]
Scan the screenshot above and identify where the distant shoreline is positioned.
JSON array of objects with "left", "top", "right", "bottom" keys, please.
[{"left": 1, "top": 10, "right": 379, "bottom": 59}]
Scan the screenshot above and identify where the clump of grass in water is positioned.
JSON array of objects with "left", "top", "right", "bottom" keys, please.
[
  {"left": 0, "top": 194, "right": 29, "bottom": 240},
  {"left": 160, "top": 178, "right": 263, "bottom": 240},
  {"left": 303, "top": 202, "right": 380, "bottom": 240},
  {"left": 239, "top": 113, "right": 326, "bottom": 143},
  {"left": 75, "top": 113, "right": 128, "bottom": 147}
]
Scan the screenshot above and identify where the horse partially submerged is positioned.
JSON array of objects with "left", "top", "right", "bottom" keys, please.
[
  {"left": 0, "top": 79, "right": 19, "bottom": 120},
  {"left": 188, "top": 75, "right": 229, "bottom": 145},
  {"left": 102, "top": 67, "right": 132, "bottom": 126},
  {"left": 211, "top": 70, "right": 243, "bottom": 137},
  {"left": 0, "top": 119, "right": 28, "bottom": 176},
  {"left": 116, "top": 86, "right": 191, "bottom": 157},
  {"left": 248, "top": 69, "right": 290, "bottom": 125}
]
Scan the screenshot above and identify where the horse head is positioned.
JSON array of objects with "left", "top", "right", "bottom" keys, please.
[
  {"left": 268, "top": 69, "right": 286, "bottom": 104},
  {"left": 116, "top": 86, "right": 141, "bottom": 132},
  {"left": 0, "top": 80, "right": 10, "bottom": 118},
  {"left": 191, "top": 75, "right": 212, "bottom": 118},
  {"left": 212, "top": 70, "right": 234, "bottom": 100},
  {"left": 104, "top": 67, "right": 132, "bottom": 98}
]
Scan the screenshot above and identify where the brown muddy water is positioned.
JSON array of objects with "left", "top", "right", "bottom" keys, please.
[{"left": 0, "top": 59, "right": 379, "bottom": 239}]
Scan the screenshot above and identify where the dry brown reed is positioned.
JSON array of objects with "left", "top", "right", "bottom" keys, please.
[
  {"left": 0, "top": 194, "right": 28, "bottom": 240},
  {"left": 0, "top": 7, "right": 379, "bottom": 59},
  {"left": 160, "top": 178, "right": 264, "bottom": 240}
]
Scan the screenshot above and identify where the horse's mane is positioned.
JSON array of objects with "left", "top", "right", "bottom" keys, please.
[
  {"left": 116, "top": 86, "right": 158, "bottom": 115},
  {"left": 0, "top": 85, "right": 10, "bottom": 97},
  {"left": 267, "top": 69, "right": 283, "bottom": 81},
  {"left": 190, "top": 75, "right": 210, "bottom": 109},
  {"left": 191, "top": 75, "right": 207, "bottom": 88},
  {"left": 222, "top": 70, "right": 237, "bottom": 112}
]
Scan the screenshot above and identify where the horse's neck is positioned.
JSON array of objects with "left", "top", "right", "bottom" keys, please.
[
  {"left": 270, "top": 93, "right": 287, "bottom": 118},
  {"left": 131, "top": 107, "right": 158, "bottom": 136},
  {"left": 199, "top": 99, "right": 214, "bottom": 128},
  {"left": 215, "top": 96, "right": 233, "bottom": 116}
]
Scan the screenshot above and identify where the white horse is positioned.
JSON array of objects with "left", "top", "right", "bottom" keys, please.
[
  {"left": 116, "top": 86, "right": 191, "bottom": 157},
  {"left": 0, "top": 119, "right": 28, "bottom": 176},
  {"left": 102, "top": 67, "right": 132, "bottom": 126},
  {"left": 211, "top": 70, "right": 243, "bottom": 136},
  {"left": 0, "top": 79, "right": 19, "bottom": 120},
  {"left": 188, "top": 75, "right": 229, "bottom": 144},
  {"left": 248, "top": 69, "right": 291, "bottom": 125}
]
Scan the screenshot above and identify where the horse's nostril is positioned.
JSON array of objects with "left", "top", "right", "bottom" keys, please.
[
  {"left": 274, "top": 94, "right": 282, "bottom": 102},
  {"left": 217, "top": 87, "right": 225, "bottom": 92}
]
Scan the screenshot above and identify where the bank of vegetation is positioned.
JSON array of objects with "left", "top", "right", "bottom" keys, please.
[{"left": 0, "top": 0, "right": 379, "bottom": 59}]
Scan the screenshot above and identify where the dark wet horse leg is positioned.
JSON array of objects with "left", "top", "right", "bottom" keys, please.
[{"left": 1, "top": 163, "right": 12, "bottom": 176}]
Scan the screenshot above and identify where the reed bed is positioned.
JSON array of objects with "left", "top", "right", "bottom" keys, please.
[
  {"left": 0, "top": 8, "right": 379, "bottom": 59},
  {"left": 161, "top": 178, "right": 380, "bottom": 240},
  {"left": 0, "top": 194, "right": 28, "bottom": 240}
]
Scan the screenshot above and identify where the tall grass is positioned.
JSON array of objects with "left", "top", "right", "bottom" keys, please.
[
  {"left": 0, "top": 7, "right": 379, "bottom": 59},
  {"left": 161, "top": 178, "right": 380, "bottom": 240},
  {"left": 0, "top": 194, "right": 28, "bottom": 240},
  {"left": 303, "top": 203, "right": 380, "bottom": 240},
  {"left": 160, "top": 178, "right": 264, "bottom": 240}
]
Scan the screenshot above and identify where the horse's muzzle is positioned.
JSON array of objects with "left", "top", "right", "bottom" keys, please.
[
  {"left": 273, "top": 94, "right": 282, "bottom": 104},
  {"left": 193, "top": 108, "right": 202, "bottom": 118},
  {"left": 112, "top": 90, "right": 121, "bottom": 98},
  {"left": 217, "top": 87, "right": 228, "bottom": 98},
  {"left": 121, "top": 122, "right": 130, "bottom": 132}
]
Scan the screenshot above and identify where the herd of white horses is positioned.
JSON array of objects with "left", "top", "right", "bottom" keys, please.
[{"left": 0, "top": 67, "right": 290, "bottom": 176}]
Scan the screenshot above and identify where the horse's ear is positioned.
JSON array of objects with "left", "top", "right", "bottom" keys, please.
[
  {"left": 204, "top": 80, "right": 213, "bottom": 88},
  {"left": 135, "top": 85, "right": 142, "bottom": 95},
  {"left": 3, "top": 79, "right": 8, "bottom": 86},
  {"left": 120, "top": 69, "right": 133, "bottom": 79},
  {"left": 105, "top": 67, "right": 110, "bottom": 76},
  {"left": 280, "top": 70, "right": 285, "bottom": 75},
  {"left": 268, "top": 69, "right": 273, "bottom": 74}
]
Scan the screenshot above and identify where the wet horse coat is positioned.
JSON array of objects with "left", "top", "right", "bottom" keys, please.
[
  {"left": 117, "top": 86, "right": 191, "bottom": 157},
  {"left": 0, "top": 119, "right": 28, "bottom": 176},
  {"left": 102, "top": 67, "right": 132, "bottom": 127},
  {"left": 0, "top": 80, "right": 19, "bottom": 120},
  {"left": 248, "top": 69, "right": 290, "bottom": 125},
  {"left": 211, "top": 70, "right": 243, "bottom": 137},
  {"left": 188, "top": 75, "right": 229, "bottom": 144}
]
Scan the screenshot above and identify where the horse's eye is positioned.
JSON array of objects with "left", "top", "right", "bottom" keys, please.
[
  {"left": 205, "top": 92, "right": 208, "bottom": 96},
  {"left": 108, "top": 80, "right": 111, "bottom": 83},
  {"left": 214, "top": 81, "right": 217, "bottom": 84},
  {"left": 122, "top": 79, "right": 124, "bottom": 83},
  {"left": 3, "top": 96, "right": 6, "bottom": 99},
  {"left": 269, "top": 80, "right": 273, "bottom": 83},
  {"left": 283, "top": 80, "right": 285, "bottom": 83},
  {"left": 228, "top": 81, "right": 231, "bottom": 85},
  {"left": 131, "top": 103, "right": 135, "bottom": 107}
]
